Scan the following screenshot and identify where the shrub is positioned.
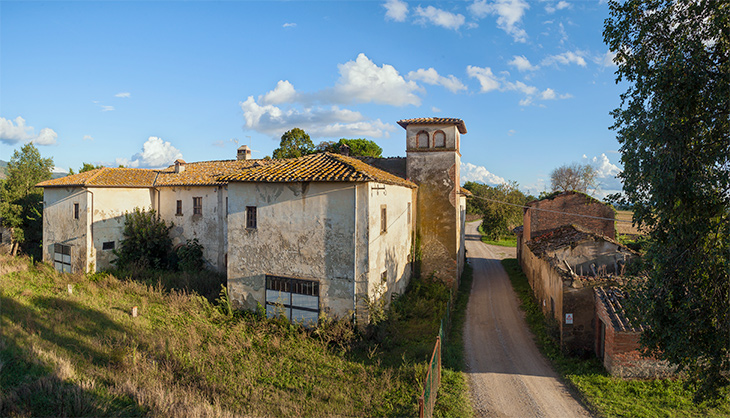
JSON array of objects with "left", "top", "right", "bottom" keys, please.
[{"left": 113, "top": 208, "right": 173, "bottom": 270}]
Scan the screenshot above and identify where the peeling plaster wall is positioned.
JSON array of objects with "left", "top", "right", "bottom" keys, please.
[
  {"left": 88, "top": 187, "right": 154, "bottom": 271},
  {"left": 548, "top": 241, "right": 635, "bottom": 277},
  {"left": 227, "top": 182, "right": 360, "bottom": 318},
  {"left": 42, "top": 187, "right": 90, "bottom": 273},
  {"left": 157, "top": 186, "right": 228, "bottom": 272},
  {"left": 406, "top": 123, "right": 461, "bottom": 285},
  {"left": 366, "top": 183, "right": 414, "bottom": 309}
]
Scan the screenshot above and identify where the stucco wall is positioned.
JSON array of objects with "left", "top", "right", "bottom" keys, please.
[
  {"left": 157, "top": 186, "right": 227, "bottom": 272},
  {"left": 522, "top": 244, "right": 565, "bottom": 325},
  {"left": 227, "top": 182, "right": 360, "bottom": 318},
  {"left": 43, "top": 187, "right": 90, "bottom": 273},
  {"left": 549, "top": 240, "right": 635, "bottom": 277},
  {"left": 525, "top": 192, "right": 615, "bottom": 240}
]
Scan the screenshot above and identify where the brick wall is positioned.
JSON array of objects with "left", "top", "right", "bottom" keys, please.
[{"left": 525, "top": 192, "right": 615, "bottom": 240}]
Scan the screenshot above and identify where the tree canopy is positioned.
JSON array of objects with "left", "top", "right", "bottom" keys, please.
[
  {"left": 549, "top": 162, "right": 597, "bottom": 194},
  {"left": 463, "top": 181, "right": 528, "bottom": 240},
  {"left": 605, "top": 0, "right": 729, "bottom": 401},
  {"left": 316, "top": 138, "right": 383, "bottom": 158},
  {"left": 272, "top": 128, "right": 315, "bottom": 159},
  {"left": 0, "top": 143, "right": 53, "bottom": 257}
]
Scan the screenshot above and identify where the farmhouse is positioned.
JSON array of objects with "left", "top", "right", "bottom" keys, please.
[{"left": 37, "top": 117, "right": 468, "bottom": 323}]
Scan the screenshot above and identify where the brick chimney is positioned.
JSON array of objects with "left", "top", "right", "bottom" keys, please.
[
  {"left": 174, "top": 159, "right": 186, "bottom": 173},
  {"left": 237, "top": 145, "right": 252, "bottom": 160}
]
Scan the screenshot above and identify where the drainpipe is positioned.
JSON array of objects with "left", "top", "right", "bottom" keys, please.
[
  {"left": 87, "top": 188, "right": 94, "bottom": 273},
  {"left": 353, "top": 183, "right": 358, "bottom": 322}
]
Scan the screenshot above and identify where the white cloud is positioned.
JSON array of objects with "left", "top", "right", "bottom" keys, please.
[
  {"left": 467, "top": 65, "right": 501, "bottom": 92},
  {"left": 542, "top": 51, "right": 587, "bottom": 67},
  {"left": 583, "top": 153, "right": 623, "bottom": 195},
  {"left": 212, "top": 140, "right": 225, "bottom": 148},
  {"left": 540, "top": 88, "right": 556, "bottom": 100},
  {"left": 384, "top": 0, "right": 408, "bottom": 22},
  {"left": 83, "top": 135, "right": 93, "bottom": 141},
  {"left": 432, "top": 106, "right": 442, "bottom": 113},
  {"left": 407, "top": 68, "right": 467, "bottom": 93},
  {"left": 116, "top": 137, "right": 183, "bottom": 168},
  {"left": 470, "top": 0, "right": 529, "bottom": 42},
  {"left": 545, "top": 1, "right": 571, "bottom": 13},
  {"left": 282, "top": 22, "right": 296, "bottom": 28},
  {"left": 260, "top": 80, "right": 298, "bottom": 105},
  {"left": 115, "top": 92, "right": 131, "bottom": 98},
  {"left": 508, "top": 55, "right": 539, "bottom": 72},
  {"left": 595, "top": 50, "right": 617, "bottom": 68},
  {"left": 332, "top": 53, "right": 423, "bottom": 106},
  {"left": 240, "top": 97, "right": 396, "bottom": 139},
  {"left": 413, "top": 5, "right": 465, "bottom": 30},
  {"left": 0, "top": 116, "right": 58, "bottom": 146},
  {"left": 460, "top": 162, "right": 506, "bottom": 185}
]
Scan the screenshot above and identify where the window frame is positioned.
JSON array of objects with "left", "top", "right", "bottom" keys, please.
[
  {"left": 176, "top": 200, "right": 183, "bottom": 216},
  {"left": 433, "top": 130, "right": 446, "bottom": 148},
  {"left": 246, "top": 206, "right": 257, "bottom": 229},
  {"left": 265, "top": 275, "right": 320, "bottom": 324},
  {"left": 193, "top": 197, "right": 202, "bottom": 215},
  {"left": 417, "top": 131, "right": 430, "bottom": 148},
  {"left": 73, "top": 203, "right": 79, "bottom": 219},
  {"left": 53, "top": 243, "right": 72, "bottom": 273}
]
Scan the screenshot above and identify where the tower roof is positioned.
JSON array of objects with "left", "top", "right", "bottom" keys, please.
[{"left": 397, "top": 117, "right": 467, "bottom": 134}]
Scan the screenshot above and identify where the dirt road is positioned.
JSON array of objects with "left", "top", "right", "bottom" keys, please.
[{"left": 463, "top": 221, "right": 591, "bottom": 417}]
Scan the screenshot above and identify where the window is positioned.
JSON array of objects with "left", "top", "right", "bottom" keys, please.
[
  {"left": 434, "top": 131, "right": 446, "bottom": 148},
  {"left": 381, "top": 205, "right": 387, "bottom": 234},
  {"left": 73, "top": 203, "right": 79, "bottom": 219},
  {"left": 176, "top": 200, "right": 183, "bottom": 216},
  {"left": 265, "top": 275, "right": 319, "bottom": 324},
  {"left": 102, "top": 241, "right": 115, "bottom": 251},
  {"left": 246, "top": 206, "right": 257, "bottom": 229},
  {"left": 407, "top": 202, "right": 412, "bottom": 224},
  {"left": 193, "top": 197, "right": 202, "bottom": 215},
  {"left": 54, "top": 243, "right": 72, "bottom": 273},
  {"left": 417, "top": 131, "right": 429, "bottom": 148},
  {"left": 381, "top": 270, "right": 387, "bottom": 283}
]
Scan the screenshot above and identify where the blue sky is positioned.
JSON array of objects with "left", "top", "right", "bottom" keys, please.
[{"left": 1, "top": 0, "right": 625, "bottom": 197}]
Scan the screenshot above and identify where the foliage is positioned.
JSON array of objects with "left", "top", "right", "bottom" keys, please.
[
  {"left": 549, "top": 162, "right": 598, "bottom": 194},
  {"left": 272, "top": 128, "right": 315, "bottom": 159},
  {"left": 0, "top": 143, "right": 53, "bottom": 258},
  {"left": 477, "top": 224, "right": 517, "bottom": 247},
  {"left": 113, "top": 208, "right": 173, "bottom": 270},
  {"left": 501, "top": 258, "right": 730, "bottom": 417},
  {"left": 316, "top": 138, "right": 383, "bottom": 158},
  {"left": 174, "top": 238, "right": 204, "bottom": 272},
  {"left": 79, "top": 163, "right": 103, "bottom": 173},
  {"left": 604, "top": 0, "right": 730, "bottom": 401},
  {"left": 463, "top": 180, "right": 527, "bottom": 240}
]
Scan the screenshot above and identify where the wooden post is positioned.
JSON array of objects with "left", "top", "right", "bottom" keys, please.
[
  {"left": 132, "top": 306, "right": 138, "bottom": 317},
  {"left": 67, "top": 284, "right": 73, "bottom": 295},
  {"left": 418, "top": 396, "right": 424, "bottom": 418}
]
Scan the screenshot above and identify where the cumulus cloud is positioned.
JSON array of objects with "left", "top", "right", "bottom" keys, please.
[
  {"left": 583, "top": 153, "right": 623, "bottom": 195},
  {"left": 542, "top": 51, "right": 587, "bottom": 67},
  {"left": 260, "top": 80, "right": 298, "bottom": 105},
  {"left": 509, "top": 55, "right": 539, "bottom": 72},
  {"left": 83, "top": 135, "right": 93, "bottom": 141},
  {"left": 467, "top": 65, "right": 501, "bottom": 92},
  {"left": 282, "top": 22, "right": 296, "bottom": 28},
  {"left": 331, "top": 53, "right": 423, "bottom": 106},
  {"left": 116, "top": 137, "right": 183, "bottom": 168},
  {"left": 595, "top": 50, "right": 618, "bottom": 68},
  {"left": 407, "top": 68, "right": 467, "bottom": 93},
  {"left": 545, "top": 1, "right": 571, "bottom": 14},
  {"left": 413, "top": 5, "right": 466, "bottom": 30},
  {"left": 467, "top": 65, "right": 571, "bottom": 106},
  {"left": 460, "top": 162, "right": 506, "bottom": 186},
  {"left": 384, "top": 0, "right": 408, "bottom": 22},
  {"left": 115, "top": 92, "right": 131, "bottom": 98},
  {"left": 432, "top": 106, "right": 442, "bottom": 113},
  {"left": 469, "top": 0, "right": 529, "bottom": 42},
  {"left": 0, "top": 116, "right": 58, "bottom": 146}
]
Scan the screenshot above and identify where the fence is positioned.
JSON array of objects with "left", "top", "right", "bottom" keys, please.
[{"left": 418, "top": 289, "right": 454, "bottom": 418}]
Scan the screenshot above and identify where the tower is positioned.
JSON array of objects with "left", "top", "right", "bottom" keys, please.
[{"left": 400, "top": 117, "right": 467, "bottom": 285}]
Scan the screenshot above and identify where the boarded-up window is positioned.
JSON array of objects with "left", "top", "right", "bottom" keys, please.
[
  {"left": 417, "top": 131, "right": 429, "bottom": 148},
  {"left": 246, "top": 206, "right": 257, "bottom": 229},
  {"left": 193, "top": 197, "right": 202, "bottom": 215},
  {"left": 434, "top": 131, "right": 446, "bottom": 148},
  {"left": 73, "top": 203, "right": 79, "bottom": 219},
  {"left": 176, "top": 200, "right": 183, "bottom": 216},
  {"left": 381, "top": 205, "right": 387, "bottom": 234},
  {"left": 54, "top": 243, "right": 72, "bottom": 273},
  {"left": 102, "top": 241, "right": 115, "bottom": 250},
  {"left": 265, "top": 275, "right": 319, "bottom": 325}
]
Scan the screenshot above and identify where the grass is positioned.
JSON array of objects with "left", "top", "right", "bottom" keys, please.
[
  {"left": 500, "top": 258, "right": 730, "bottom": 418},
  {"left": 0, "top": 255, "right": 472, "bottom": 417},
  {"left": 477, "top": 224, "right": 517, "bottom": 247}
]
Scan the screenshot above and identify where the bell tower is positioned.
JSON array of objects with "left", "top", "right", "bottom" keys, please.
[{"left": 400, "top": 117, "right": 467, "bottom": 285}]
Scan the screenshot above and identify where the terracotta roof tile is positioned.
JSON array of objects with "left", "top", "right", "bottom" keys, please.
[
  {"left": 595, "top": 286, "right": 645, "bottom": 332},
  {"left": 219, "top": 153, "right": 417, "bottom": 188},
  {"left": 155, "top": 159, "right": 266, "bottom": 186},
  {"left": 36, "top": 168, "right": 158, "bottom": 188},
  {"left": 397, "top": 117, "right": 467, "bottom": 134}
]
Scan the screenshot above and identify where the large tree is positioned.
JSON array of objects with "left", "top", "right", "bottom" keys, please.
[
  {"left": 463, "top": 181, "right": 528, "bottom": 240},
  {"left": 549, "top": 162, "right": 597, "bottom": 194},
  {"left": 272, "top": 128, "right": 315, "bottom": 159},
  {"left": 316, "top": 138, "right": 383, "bottom": 158},
  {"left": 0, "top": 143, "right": 53, "bottom": 257},
  {"left": 604, "top": 0, "right": 729, "bottom": 401}
]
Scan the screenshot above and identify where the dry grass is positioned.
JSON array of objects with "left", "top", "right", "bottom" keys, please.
[{"left": 615, "top": 210, "right": 645, "bottom": 238}]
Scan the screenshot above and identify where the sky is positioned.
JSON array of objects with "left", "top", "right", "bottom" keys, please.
[{"left": 0, "top": 0, "right": 626, "bottom": 197}]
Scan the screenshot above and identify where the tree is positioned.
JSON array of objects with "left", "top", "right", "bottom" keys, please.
[
  {"left": 315, "top": 138, "right": 383, "bottom": 157},
  {"left": 272, "top": 128, "right": 315, "bottom": 159},
  {"left": 79, "top": 163, "right": 103, "bottom": 173},
  {"left": 0, "top": 143, "right": 53, "bottom": 257},
  {"left": 549, "top": 162, "right": 597, "bottom": 194},
  {"left": 463, "top": 181, "right": 528, "bottom": 240},
  {"left": 114, "top": 208, "right": 173, "bottom": 270},
  {"left": 604, "top": 0, "right": 729, "bottom": 401}
]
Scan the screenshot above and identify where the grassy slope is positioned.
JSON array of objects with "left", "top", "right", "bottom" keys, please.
[
  {"left": 500, "top": 258, "right": 730, "bottom": 418},
  {"left": 476, "top": 224, "right": 517, "bottom": 247},
  {"left": 0, "top": 255, "right": 471, "bottom": 417}
]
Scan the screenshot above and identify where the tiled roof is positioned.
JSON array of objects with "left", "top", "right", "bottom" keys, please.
[
  {"left": 527, "top": 224, "right": 628, "bottom": 255},
  {"left": 397, "top": 117, "right": 467, "bottom": 134},
  {"left": 460, "top": 187, "right": 473, "bottom": 197},
  {"left": 595, "top": 286, "right": 645, "bottom": 332},
  {"left": 219, "top": 152, "right": 417, "bottom": 188},
  {"left": 155, "top": 159, "right": 265, "bottom": 186},
  {"left": 36, "top": 167, "right": 158, "bottom": 188}
]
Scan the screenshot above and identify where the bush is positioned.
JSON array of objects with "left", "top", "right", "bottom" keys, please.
[
  {"left": 113, "top": 208, "right": 173, "bottom": 270},
  {"left": 174, "top": 239, "right": 204, "bottom": 272}
]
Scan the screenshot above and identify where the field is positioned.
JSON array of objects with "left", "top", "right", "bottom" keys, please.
[
  {"left": 0, "top": 255, "right": 471, "bottom": 417},
  {"left": 615, "top": 210, "right": 644, "bottom": 238}
]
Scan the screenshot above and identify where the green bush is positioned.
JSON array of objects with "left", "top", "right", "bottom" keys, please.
[
  {"left": 174, "top": 238, "right": 204, "bottom": 272},
  {"left": 113, "top": 208, "right": 173, "bottom": 270}
]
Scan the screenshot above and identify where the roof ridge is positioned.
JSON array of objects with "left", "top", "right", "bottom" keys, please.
[
  {"left": 84, "top": 167, "right": 107, "bottom": 185},
  {"left": 325, "top": 153, "right": 374, "bottom": 182}
]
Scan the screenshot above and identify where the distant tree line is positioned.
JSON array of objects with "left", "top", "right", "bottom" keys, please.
[{"left": 271, "top": 128, "right": 383, "bottom": 159}]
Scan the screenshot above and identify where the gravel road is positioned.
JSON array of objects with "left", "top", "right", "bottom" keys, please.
[{"left": 463, "top": 221, "right": 591, "bottom": 418}]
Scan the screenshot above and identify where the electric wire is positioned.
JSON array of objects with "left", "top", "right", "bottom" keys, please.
[{"left": 467, "top": 194, "right": 634, "bottom": 223}]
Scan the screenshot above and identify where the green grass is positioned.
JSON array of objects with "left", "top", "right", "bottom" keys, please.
[
  {"left": 500, "top": 258, "right": 730, "bottom": 418},
  {"left": 477, "top": 224, "right": 517, "bottom": 247},
  {"left": 0, "top": 255, "right": 471, "bottom": 417}
]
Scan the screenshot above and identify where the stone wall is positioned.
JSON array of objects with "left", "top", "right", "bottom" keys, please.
[{"left": 525, "top": 192, "right": 615, "bottom": 241}]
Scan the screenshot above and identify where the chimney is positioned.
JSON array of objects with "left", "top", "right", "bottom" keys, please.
[
  {"left": 174, "top": 159, "right": 186, "bottom": 173},
  {"left": 339, "top": 143, "right": 350, "bottom": 157},
  {"left": 237, "top": 145, "right": 252, "bottom": 160}
]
